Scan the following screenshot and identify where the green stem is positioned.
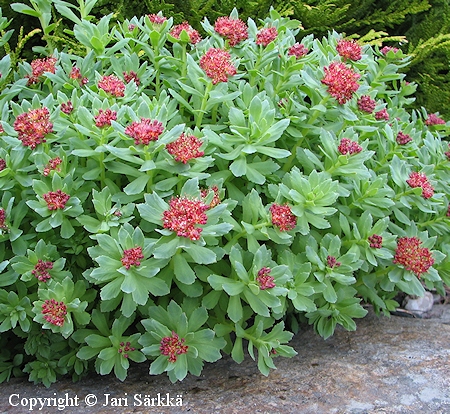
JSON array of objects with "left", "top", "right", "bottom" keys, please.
[
  {"left": 195, "top": 81, "right": 213, "bottom": 128},
  {"left": 224, "top": 221, "right": 270, "bottom": 251}
]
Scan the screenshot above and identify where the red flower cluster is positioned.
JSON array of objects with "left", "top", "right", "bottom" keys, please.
[
  {"left": 396, "top": 131, "right": 412, "bottom": 145},
  {"left": 214, "top": 16, "right": 248, "bottom": 47},
  {"left": 380, "top": 46, "right": 399, "bottom": 55},
  {"left": 200, "top": 186, "right": 221, "bottom": 209},
  {"left": 160, "top": 331, "right": 188, "bottom": 363},
  {"left": 406, "top": 172, "right": 434, "bottom": 199},
  {"left": 288, "top": 43, "right": 309, "bottom": 59},
  {"left": 170, "top": 22, "right": 202, "bottom": 44},
  {"left": 69, "top": 67, "right": 88, "bottom": 85},
  {"left": 338, "top": 138, "right": 362, "bottom": 155},
  {"left": 445, "top": 143, "right": 450, "bottom": 160},
  {"left": 162, "top": 196, "right": 209, "bottom": 240},
  {"left": 123, "top": 70, "right": 140, "bottom": 86},
  {"left": 256, "top": 267, "right": 276, "bottom": 290},
  {"left": 0, "top": 208, "right": 7, "bottom": 230},
  {"left": 0, "top": 158, "right": 6, "bottom": 171},
  {"left": 43, "top": 157, "right": 62, "bottom": 176},
  {"left": 13, "top": 108, "right": 54, "bottom": 149},
  {"left": 43, "top": 190, "right": 70, "bottom": 210},
  {"left": 60, "top": 101, "right": 74, "bottom": 115},
  {"left": 327, "top": 255, "right": 341, "bottom": 268},
  {"left": 98, "top": 75, "right": 125, "bottom": 97},
  {"left": 118, "top": 341, "right": 135, "bottom": 359},
  {"left": 32, "top": 259, "right": 53, "bottom": 282},
  {"left": 336, "top": 39, "right": 362, "bottom": 61},
  {"left": 393, "top": 236, "right": 434, "bottom": 277},
  {"left": 368, "top": 234, "right": 383, "bottom": 249},
  {"left": 166, "top": 133, "right": 204, "bottom": 163},
  {"left": 199, "top": 48, "right": 237, "bottom": 84},
  {"left": 375, "top": 108, "right": 389, "bottom": 121},
  {"left": 125, "top": 118, "right": 164, "bottom": 145},
  {"left": 121, "top": 246, "right": 144, "bottom": 270},
  {"left": 357, "top": 95, "right": 376, "bottom": 113},
  {"left": 270, "top": 203, "right": 296, "bottom": 231},
  {"left": 256, "top": 27, "right": 278, "bottom": 47},
  {"left": 95, "top": 109, "right": 117, "bottom": 128},
  {"left": 321, "top": 62, "right": 360, "bottom": 104},
  {"left": 42, "top": 299, "right": 67, "bottom": 326},
  {"left": 147, "top": 14, "right": 167, "bottom": 25},
  {"left": 425, "top": 113, "right": 445, "bottom": 126},
  {"left": 26, "top": 57, "right": 57, "bottom": 85}
]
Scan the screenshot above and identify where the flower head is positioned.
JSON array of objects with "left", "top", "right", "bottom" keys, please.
[
  {"left": 43, "top": 157, "right": 62, "bottom": 176},
  {"left": 95, "top": 109, "right": 117, "bottom": 128},
  {"left": 256, "top": 27, "right": 278, "bottom": 47},
  {"left": 43, "top": 190, "right": 70, "bottom": 210},
  {"left": 148, "top": 14, "right": 167, "bottom": 25},
  {"left": 270, "top": 203, "right": 296, "bottom": 231},
  {"left": 32, "top": 259, "right": 53, "bottom": 282},
  {"left": 381, "top": 46, "right": 399, "bottom": 55},
  {"left": 406, "top": 172, "right": 434, "bottom": 199},
  {"left": 214, "top": 16, "right": 248, "bottom": 47},
  {"left": 200, "top": 186, "right": 221, "bottom": 209},
  {"left": 256, "top": 267, "right": 276, "bottom": 290},
  {"left": 0, "top": 208, "right": 7, "bottom": 230},
  {"left": 160, "top": 331, "right": 188, "bottom": 363},
  {"left": 338, "top": 138, "right": 362, "bottom": 155},
  {"left": 288, "top": 43, "right": 309, "bottom": 59},
  {"left": 425, "top": 113, "right": 445, "bottom": 126},
  {"left": 121, "top": 246, "right": 144, "bottom": 270},
  {"left": 368, "top": 234, "right": 383, "bottom": 249},
  {"left": 357, "top": 95, "right": 376, "bottom": 113},
  {"left": 0, "top": 158, "right": 6, "bottom": 171},
  {"left": 166, "top": 133, "right": 204, "bottom": 163},
  {"left": 42, "top": 299, "right": 67, "bottom": 326},
  {"left": 393, "top": 236, "right": 434, "bottom": 277},
  {"left": 327, "top": 255, "right": 341, "bottom": 268},
  {"left": 118, "top": 341, "right": 135, "bottom": 358},
  {"left": 98, "top": 75, "right": 125, "bottom": 97},
  {"left": 26, "top": 57, "right": 57, "bottom": 85},
  {"left": 123, "top": 70, "right": 140, "bottom": 86},
  {"left": 199, "top": 48, "right": 237, "bottom": 84},
  {"left": 336, "top": 39, "right": 362, "bottom": 61},
  {"left": 60, "top": 101, "right": 73, "bottom": 115},
  {"left": 162, "top": 196, "right": 209, "bottom": 240},
  {"left": 170, "top": 22, "right": 201, "bottom": 44},
  {"left": 125, "top": 118, "right": 164, "bottom": 145},
  {"left": 69, "top": 66, "right": 88, "bottom": 85},
  {"left": 13, "top": 108, "right": 53, "bottom": 149},
  {"left": 321, "top": 62, "right": 360, "bottom": 104},
  {"left": 396, "top": 131, "right": 412, "bottom": 145},
  {"left": 375, "top": 108, "right": 390, "bottom": 121}
]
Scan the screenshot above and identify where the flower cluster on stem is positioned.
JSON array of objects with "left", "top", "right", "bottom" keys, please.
[
  {"left": 125, "top": 119, "right": 164, "bottom": 145},
  {"left": 256, "top": 267, "right": 276, "bottom": 290},
  {"left": 336, "top": 39, "right": 362, "bottom": 61},
  {"left": 393, "top": 236, "right": 434, "bottom": 277},
  {"left": 321, "top": 62, "right": 360, "bottom": 104},
  {"left": 170, "top": 22, "right": 201, "bottom": 44},
  {"left": 26, "top": 57, "right": 57, "bottom": 85},
  {"left": 118, "top": 341, "right": 135, "bottom": 359},
  {"left": 13, "top": 108, "right": 53, "bottom": 149},
  {"left": 32, "top": 260, "right": 53, "bottom": 282},
  {"left": 256, "top": 27, "right": 278, "bottom": 47},
  {"left": 368, "top": 234, "right": 383, "bottom": 249},
  {"left": 166, "top": 133, "right": 204, "bottom": 163},
  {"left": 43, "top": 190, "right": 70, "bottom": 210},
  {"left": 98, "top": 75, "right": 125, "bottom": 97},
  {"left": 406, "top": 172, "right": 434, "bottom": 199},
  {"left": 396, "top": 131, "right": 412, "bottom": 145},
  {"left": 357, "top": 95, "right": 376, "bottom": 113},
  {"left": 199, "top": 48, "right": 237, "bottom": 84},
  {"left": 425, "top": 113, "right": 445, "bottom": 126},
  {"left": 160, "top": 332, "right": 188, "bottom": 363},
  {"left": 327, "top": 256, "right": 341, "bottom": 268},
  {"left": 121, "top": 247, "right": 144, "bottom": 270},
  {"left": 214, "top": 17, "right": 248, "bottom": 47},
  {"left": 338, "top": 138, "right": 362, "bottom": 155},
  {"left": 270, "top": 203, "right": 296, "bottom": 231},
  {"left": 95, "top": 109, "right": 117, "bottom": 128},
  {"left": 288, "top": 43, "right": 309, "bottom": 58},
  {"left": 42, "top": 299, "right": 67, "bottom": 326}
]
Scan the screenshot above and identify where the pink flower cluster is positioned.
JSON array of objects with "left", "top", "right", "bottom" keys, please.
[
  {"left": 0, "top": 208, "right": 7, "bottom": 230},
  {"left": 0, "top": 158, "right": 6, "bottom": 171},
  {"left": 425, "top": 113, "right": 445, "bottom": 126},
  {"left": 32, "top": 259, "right": 53, "bottom": 282},
  {"left": 125, "top": 118, "right": 164, "bottom": 145},
  {"left": 60, "top": 101, "right": 74, "bottom": 115},
  {"left": 256, "top": 27, "right": 278, "bottom": 47},
  {"left": 200, "top": 186, "right": 221, "bottom": 209},
  {"left": 357, "top": 95, "right": 376, "bottom": 113},
  {"left": 162, "top": 196, "right": 209, "bottom": 240},
  {"left": 288, "top": 43, "right": 309, "bottom": 59},
  {"left": 13, "top": 108, "right": 54, "bottom": 149},
  {"left": 336, "top": 39, "right": 362, "bottom": 61},
  {"left": 121, "top": 246, "right": 144, "bottom": 270},
  {"left": 199, "top": 48, "right": 237, "bottom": 84},
  {"left": 43, "top": 157, "right": 62, "bottom": 176},
  {"left": 321, "top": 62, "right": 360, "bottom": 104},
  {"left": 375, "top": 108, "right": 389, "bottom": 121},
  {"left": 147, "top": 14, "right": 167, "bottom": 25},
  {"left": 26, "top": 57, "right": 57, "bottom": 85},
  {"left": 256, "top": 267, "right": 276, "bottom": 290},
  {"left": 69, "top": 67, "right": 88, "bottom": 85},
  {"left": 327, "top": 255, "right": 341, "bottom": 268},
  {"left": 42, "top": 299, "right": 67, "bottom": 326},
  {"left": 123, "top": 70, "right": 140, "bottom": 86},
  {"left": 445, "top": 143, "right": 450, "bottom": 160},
  {"left": 166, "top": 133, "right": 204, "bottom": 163},
  {"left": 338, "top": 138, "right": 362, "bottom": 155},
  {"left": 170, "top": 22, "right": 201, "bottom": 44},
  {"left": 43, "top": 190, "right": 70, "bottom": 210},
  {"left": 368, "top": 234, "right": 383, "bottom": 249},
  {"left": 396, "top": 131, "right": 412, "bottom": 145},
  {"left": 95, "top": 109, "right": 117, "bottom": 128},
  {"left": 393, "top": 236, "right": 434, "bottom": 277},
  {"left": 160, "top": 331, "right": 188, "bottom": 363},
  {"left": 406, "top": 172, "right": 434, "bottom": 199},
  {"left": 380, "top": 46, "right": 399, "bottom": 55},
  {"left": 270, "top": 203, "right": 296, "bottom": 231},
  {"left": 98, "top": 75, "right": 125, "bottom": 97},
  {"left": 214, "top": 17, "right": 248, "bottom": 47},
  {"left": 118, "top": 341, "right": 135, "bottom": 359}
]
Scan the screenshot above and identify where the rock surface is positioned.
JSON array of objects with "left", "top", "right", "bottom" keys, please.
[{"left": 1, "top": 305, "right": 450, "bottom": 414}]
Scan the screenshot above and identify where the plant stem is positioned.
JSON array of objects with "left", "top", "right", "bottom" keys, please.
[{"left": 195, "top": 81, "right": 213, "bottom": 128}]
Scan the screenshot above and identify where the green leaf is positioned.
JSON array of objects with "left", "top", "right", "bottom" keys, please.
[
  {"left": 230, "top": 157, "right": 246, "bottom": 177},
  {"left": 227, "top": 295, "right": 243, "bottom": 323},
  {"left": 185, "top": 244, "right": 216, "bottom": 264},
  {"left": 173, "top": 254, "right": 196, "bottom": 285},
  {"left": 10, "top": 3, "right": 41, "bottom": 17},
  {"left": 123, "top": 175, "right": 149, "bottom": 196}
]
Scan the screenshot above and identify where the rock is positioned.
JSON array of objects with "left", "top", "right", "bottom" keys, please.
[{"left": 404, "top": 291, "right": 434, "bottom": 313}]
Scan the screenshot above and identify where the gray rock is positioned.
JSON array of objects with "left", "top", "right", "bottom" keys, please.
[{"left": 404, "top": 291, "right": 434, "bottom": 313}]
